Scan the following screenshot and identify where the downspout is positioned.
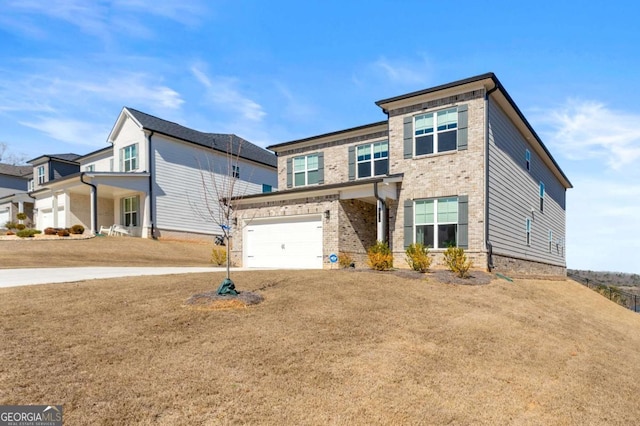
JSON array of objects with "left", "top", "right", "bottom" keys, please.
[
  {"left": 484, "top": 82, "right": 499, "bottom": 270},
  {"left": 80, "top": 172, "right": 98, "bottom": 235},
  {"left": 373, "top": 181, "right": 387, "bottom": 243},
  {"left": 147, "top": 131, "right": 157, "bottom": 239}
]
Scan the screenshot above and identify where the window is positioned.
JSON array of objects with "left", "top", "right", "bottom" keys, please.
[
  {"left": 414, "top": 107, "right": 458, "bottom": 155},
  {"left": 293, "top": 154, "right": 319, "bottom": 187},
  {"left": 37, "top": 166, "right": 45, "bottom": 184},
  {"left": 262, "top": 184, "right": 272, "bottom": 193},
  {"left": 526, "top": 149, "right": 531, "bottom": 171},
  {"left": 232, "top": 165, "right": 240, "bottom": 178},
  {"left": 539, "top": 182, "right": 545, "bottom": 212},
  {"left": 122, "top": 196, "right": 139, "bottom": 227},
  {"left": 28, "top": 179, "right": 34, "bottom": 192},
  {"left": 356, "top": 141, "right": 388, "bottom": 178},
  {"left": 415, "top": 197, "right": 458, "bottom": 249},
  {"left": 549, "top": 229, "right": 553, "bottom": 253},
  {"left": 526, "top": 218, "right": 532, "bottom": 246},
  {"left": 85, "top": 165, "right": 95, "bottom": 172},
  {"left": 121, "top": 144, "right": 138, "bottom": 172}
]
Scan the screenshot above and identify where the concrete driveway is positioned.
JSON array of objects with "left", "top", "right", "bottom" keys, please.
[{"left": 0, "top": 267, "right": 239, "bottom": 288}]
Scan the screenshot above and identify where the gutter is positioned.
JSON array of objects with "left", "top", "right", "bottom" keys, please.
[
  {"left": 373, "top": 109, "right": 391, "bottom": 244},
  {"left": 484, "top": 83, "right": 499, "bottom": 270},
  {"left": 80, "top": 172, "right": 98, "bottom": 234},
  {"left": 147, "top": 131, "right": 157, "bottom": 239}
]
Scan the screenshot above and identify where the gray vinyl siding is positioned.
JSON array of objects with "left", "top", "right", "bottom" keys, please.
[
  {"left": 0, "top": 174, "right": 28, "bottom": 197},
  {"left": 487, "top": 98, "right": 566, "bottom": 266},
  {"left": 153, "top": 136, "right": 272, "bottom": 235},
  {"left": 50, "top": 160, "right": 80, "bottom": 181}
]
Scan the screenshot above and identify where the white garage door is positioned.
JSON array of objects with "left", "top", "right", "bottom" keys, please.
[
  {"left": 40, "top": 209, "right": 54, "bottom": 229},
  {"left": 245, "top": 215, "right": 323, "bottom": 269},
  {"left": 0, "top": 209, "right": 9, "bottom": 227}
]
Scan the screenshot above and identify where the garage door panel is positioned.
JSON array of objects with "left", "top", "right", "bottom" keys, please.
[{"left": 245, "top": 216, "right": 323, "bottom": 269}]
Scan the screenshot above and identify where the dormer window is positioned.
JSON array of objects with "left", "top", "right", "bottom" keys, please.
[
  {"left": 121, "top": 144, "right": 138, "bottom": 172},
  {"left": 37, "top": 166, "right": 45, "bottom": 184}
]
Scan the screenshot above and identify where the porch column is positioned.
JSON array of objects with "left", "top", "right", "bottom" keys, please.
[
  {"left": 376, "top": 199, "right": 387, "bottom": 243},
  {"left": 52, "top": 193, "right": 58, "bottom": 228},
  {"left": 17, "top": 201, "right": 24, "bottom": 224},
  {"left": 142, "top": 192, "right": 151, "bottom": 239}
]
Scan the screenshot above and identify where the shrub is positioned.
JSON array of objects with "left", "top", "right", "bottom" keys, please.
[
  {"left": 443, "top": 246, "right": 473, "bottom": 278},
  {"left": 70, "top": 224, "right": 85, "bottom": 234},
  {"left": 367, "top": 241, "right": 393, "bottom": 271},
  {"left": 44, "top": 227, "right": 58, "bottom": 235},
  {"left": 16, "top": 212, "right": 27, "bottom": 221},
  {"left": 16, "top": 223, "right": 26, "bottom": 230},
  {"left": 338, "top": 252, "right": 354, "bottom": 268},
  {"left": 405, "top": 243, "right": 432, "bottom": 272},
  {"left": 17, "top": 228, "right": 41, "bottom": 238},
  {"left": 6, "top": 230, "right": 15, "bottom": 235},
  {"left": 211, "top": 247, "right": 227, "bottom": 266},
  {"left": 57, "top": 229, "right": 70, "bottom": 237},
  {"left": 4, "top": 221, "right": 18, "bottom": 230}
]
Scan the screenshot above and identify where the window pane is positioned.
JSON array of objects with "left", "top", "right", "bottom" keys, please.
[
  {"left": 357, "top": 145, "right": 371, "bottom": 161},
  {"left": 437, "top": 224, "right": 457, "bottom": 248},
  {"left": 132, "top": 196, "right": 139, "bottom": 210},
  {"left": 373, "top": 158, "right": 388, "bottom": 176},
  {"left": 416, "top": 225, "right": 434, "bottom": 247},
  {"left": 294, "top": 172, "right": 305, "bottom": 186},
  {"left": 293, "top": 157, "right": 305, "bottom": 171},
  {"left": 373, "top": 142, "right": 388, "bottom": 158},
  {"left": 307, "top": 169, "right": 319, "bottom": 185},
  {"left": 415, "top": 113, "right": 433, "bottom": 133},
  {"left": 358, "top": 162, "right": 371, "bottom": 178},
  {"left": 415, "top": 200, "right": 434, "bottom": 224},
  {"left": 415, "top": 135, "right": 434, "bottom": 156},
  {"left": 437, "top": 198, "right": 458, "bottom": 223},
  {"left": 307, "top": 154, "right": 318, "bottom": 170},
  {"left": 438, "top": 130, "right": 457, "bottom": 152},
  {"left": 437, "top": 108, "right": 457, "bottom": 130}
]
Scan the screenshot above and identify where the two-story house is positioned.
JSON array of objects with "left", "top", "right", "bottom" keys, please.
[
  {"left": 231, "top": 73, "right": 572, "bottom": 275},
  {"left": 29, "top": 107, "right": 278, "bottom": 240},
  {"left": 0, "top": 163, "right": 34, "bottom": 227}
]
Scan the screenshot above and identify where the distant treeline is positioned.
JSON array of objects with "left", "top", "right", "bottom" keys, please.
[{"left": 569, "top": 270, "right": 640, "bottom": 287}]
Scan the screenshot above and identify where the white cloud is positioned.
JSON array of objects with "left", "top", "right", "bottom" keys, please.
[
  {"left": 191, "top": 66, "right": 266, "bottom": 122},
  {"left": 19, "top": 117, "right": 108, "bottom": 147},
  {"left": 372, "top": 56, "right": 433, "bottom": 86},
  {"left": 536, "top": 100, "right": 640, "bottom": 170}
]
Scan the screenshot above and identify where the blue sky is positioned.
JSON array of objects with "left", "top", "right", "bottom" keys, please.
[{"left": 1, "top": 1, "right": 639, "bottom": 273}]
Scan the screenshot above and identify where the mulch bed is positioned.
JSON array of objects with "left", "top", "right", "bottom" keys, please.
[
  {"left": 184, "top": 291, "right": 264, "bottom": 311},
  {"left": 342, "top": 268, "right": 494, "bottom": 286}
]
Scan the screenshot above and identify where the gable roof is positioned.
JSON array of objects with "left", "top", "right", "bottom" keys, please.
[
  {"left": 0, "top": 163, "right": 32, "bottom": 178},
  {"left": 123, "top": 108, "right": 277, "bottom": 168}
]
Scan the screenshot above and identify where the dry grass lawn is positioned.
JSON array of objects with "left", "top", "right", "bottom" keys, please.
[
  {"left": 2, "top": 266, "right": 640, "bottom": 424},
  {"left": 0, "top": 237, "right": 213, "bottom": 268}
]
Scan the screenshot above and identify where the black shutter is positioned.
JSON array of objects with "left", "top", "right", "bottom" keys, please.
[
  {"left": 286, "top": 158, "right": 292, "bottom": 188},
  {"left": 348, "top": 146, "right": 356, "bottom": 181},
  {"left": 317, "top": 152, "right": 324, "bottom": 184},
  {"left": 404, "top": 199, "right": 414, "bottom": 249},
  {"left": 458, "top": 195, "right": 468, "bottom": 249},
  {"left": 403, "top": 116, "right": 413, "bottom": 158},
  {"left": 457, "top": 104, "right": 468, "bottom": 151}
]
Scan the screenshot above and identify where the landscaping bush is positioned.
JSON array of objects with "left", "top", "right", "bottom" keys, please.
[
  {"left": 16, "top": 228, "right": 41, "bottom": 238},
  {"left": 4, "top": 221, "right": 18, "bottom": 230},
  {"left": 6, "top": 230, "right": 14, "bottom": 235},
  {"left": 16, "top": 223, "right": 26, "bottom": 230},
  {"left": 338, "top": 252, "right": 354, "bottom": 269},
  {"left": 16, "top": 212, "right": 27, "bottom": 221},
  {"left": 405, "top": 243, "right": 432, "bottom": 272},
  {"left": 70, "top": 224, "right": 85, "bottom": 234},
  {"left": 57, "top": 229, "right": 70, "bottom": 237},
  {"left": 443, "top": 246, "right": 473, "bottom": 278},
  {"left": 44, "top": 227, "right": 58, "bottom": 235},
  {"left": 367, "top": 241, "right": 393, "bottom": 271},
  {"left": 211, "top": 247, "right": 227, "bottom": 266}
]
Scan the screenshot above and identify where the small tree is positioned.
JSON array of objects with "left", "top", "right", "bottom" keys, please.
[
  {"left": 367, "top": 241, "right": 393, "bottom": 271},
  {"left": 405, "top": 243, "right": 431, "bottom": 272}
]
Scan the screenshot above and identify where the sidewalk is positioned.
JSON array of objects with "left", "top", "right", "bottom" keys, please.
[{"left": 0, "top": 267, "right": 236, "bottom": 288}]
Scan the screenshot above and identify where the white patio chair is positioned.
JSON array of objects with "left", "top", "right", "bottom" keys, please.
[
  {"left": 99, "top": 225, "right": 114, "bottom": 236},
  {"left": 112, "top": 225, "right": 130, "bottom": 236}
]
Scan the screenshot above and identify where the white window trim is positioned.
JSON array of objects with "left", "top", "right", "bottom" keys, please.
[
  {"left": 232, "top": 165, "right": 240, "bottom": 179},
  {"left": 37, "top": 166, "right": 45, "bottom": 184},
  {"left": 414, "top": 197, "right": 459, "bottom": 250},
  {"left": 356, "top": 140, "right": 389, "bottom": 179},
  {"left": 121, "top": 144, "right": 139, "bottom": 172},
  {"left": 122, "top": 195, "right": 139, "bottom": 227},
  {"left": 293, "top": 154, "right": 319, "bottom": 187},
  {"left": 413, "top": 107, "right": 458, "bottom": 157}
]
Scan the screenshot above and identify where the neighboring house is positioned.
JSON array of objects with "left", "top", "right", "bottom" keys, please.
[
  {"left": 29, "top": 107, "right": 277, "bottom": 239},
  {"left": 0, "top": 163, "right": 34, "bottom": 227},
  {"left": 232, "top": 73, "right": 572, "bottom": 275}
]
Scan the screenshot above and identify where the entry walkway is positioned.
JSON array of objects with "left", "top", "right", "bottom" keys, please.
[{"left": 0, "top": 267, "right": 250, "bottom": 288}]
